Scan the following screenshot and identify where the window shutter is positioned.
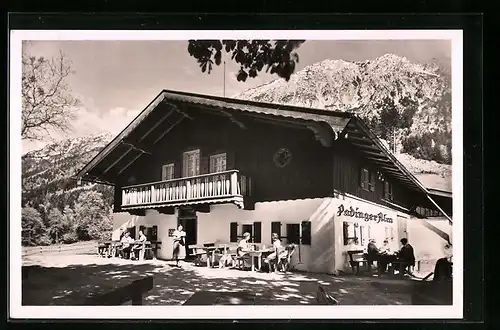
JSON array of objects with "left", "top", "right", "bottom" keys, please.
[
  {"left": 271, "top": 221, "right": 281, "bottom": 240},
  {"left": 343, "top": 222, "right": 349, "bottom": 245},
  {"left": 286, "top": 224, "right": 300, "bottom": 245},
  {"left": 360, "top": 226, "right": 365, "bottom": 246},
  {"left": 230, "top": 222, "right": 238, "bottom": 243},
  {"left": 253, "top": 222, "right": 262, "bottom": 243},
  {"left": 201, "top": 155, "right": 209, "bottom": 175},
  {"left": 151, "top": 225, "right": 158, "bottom": 241},
  {"left": 369, "top": 172, "right": 376, "bottom": 192},
  {"left": 301, "top": 221, "right": 311, "bottom": 245}
]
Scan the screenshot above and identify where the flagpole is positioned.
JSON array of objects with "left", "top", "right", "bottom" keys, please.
[{"left": 223, "top": 61, "right": 226, "bottom": 98}]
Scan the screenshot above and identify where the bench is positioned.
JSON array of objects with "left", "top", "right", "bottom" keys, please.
[
  {"left": 347, "top": 250, "right": 369, "bottom": 275},
  {"left": 188, "top": 245, "right": 208, "bottom": 266},
  {"left": 83, "top": 276, "right": 154, "bottom": 305}
]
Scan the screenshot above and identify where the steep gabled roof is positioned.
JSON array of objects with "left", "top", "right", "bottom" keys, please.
[{"left": 75, "top": 89, "right": 428, "bottom": 195}]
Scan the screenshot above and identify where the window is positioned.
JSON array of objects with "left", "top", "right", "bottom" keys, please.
[
  {"left": 384, "top": 181, "right": 393, "bottom": 200},
  {"left": 286, "top": 223, "right": 301, "bottom": 245},
  {"left": 183, "top": 149, "right": 200, "bottom": 177},
  {"left": 343, "top": 222, "right": 359, "bottom": 245},
  {"left": 271, "top": 221, "right": 281, "bottom": 241},
  {"left": 361, "top": 168, "right": 376, "bottom": 192},
  {"left": 360, "top": 168, "right": 369, "bottom": 190},
  {"left": 209, "top": 153, "right": 227, "bottom": 173},
  {"left": 161, "top": 163, "right": 175, "bottom": 181}
]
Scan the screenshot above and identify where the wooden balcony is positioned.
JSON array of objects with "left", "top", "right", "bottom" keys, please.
[{"left": 121, "top": 170, "right": 252, "bottom": 210}]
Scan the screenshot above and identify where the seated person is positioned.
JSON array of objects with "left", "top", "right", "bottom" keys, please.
[
  {"left": 396, "top": 238, "right": 416, "bottom": 275},
  {"left": 131, "top": 230, "right": 147, "bottom": 260},
  {"left": 366, "top": 239, "right": 380, "bottom": 268},
  {"left": 264, "top": 233, "right": 288, "bottom": 272},
  {"left": 237, "top": 232, "right": 252, "bottom": 269},
  {"left": 120, "top": 231, "right": 135, "bottom": 259},
  {"left": 377, "top": 239, "right": 394, "bottom": 273},
  {"left": 434, "top": 244, "right": 453, "bottom": 281}
]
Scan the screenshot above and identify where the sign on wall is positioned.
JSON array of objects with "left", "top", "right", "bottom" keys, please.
[{"left": 337, "top": 204, "right": 393, "bottom": 224}]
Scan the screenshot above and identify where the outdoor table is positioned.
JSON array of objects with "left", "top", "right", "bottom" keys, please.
[{"left": 248, "top": 248, "right": 275, "bottom": 272}]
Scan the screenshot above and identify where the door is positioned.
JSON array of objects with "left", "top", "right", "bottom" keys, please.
[
  {"left": 178, "top": 210, "right": 198, "bottom": 259},
  {"left": 183, "top": 149, "right": 200, "bottom": 177}
]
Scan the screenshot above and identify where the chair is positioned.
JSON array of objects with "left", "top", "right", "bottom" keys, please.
[
  {"left": 97, "top": 241, "right": 107, "bottom": 257},
  {"left": 317, "top": 285, "right": 339, "bottom": 305},
  {"left": 277, "top": 244, "right": 296, "bottom": 272},
  {"left": 234, "top": 247, "right": 245, "bottom": 269}
]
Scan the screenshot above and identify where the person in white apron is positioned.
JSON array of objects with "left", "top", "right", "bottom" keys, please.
[{"left": 172, "top": 225, "right": 186, "bottom": 267}]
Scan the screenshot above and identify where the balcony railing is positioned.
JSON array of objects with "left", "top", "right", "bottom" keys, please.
[{"left": 121, "top": 170, "right": 251, "bottom": 209}]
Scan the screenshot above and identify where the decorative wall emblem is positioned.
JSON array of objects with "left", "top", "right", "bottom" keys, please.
[{"left": 273, "top": 148, "right": 292, "bottom": 168}]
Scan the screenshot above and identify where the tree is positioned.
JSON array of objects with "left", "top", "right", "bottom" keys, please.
[
  {"left": 73, "top": 191, "right": 112, "bottom": 241},
  {"left": 47, "top": 208, "right": 68, "bottom": 244},
  {"left": 22, "top": 49, "right": 80, "bottom": 141},
  {"left": 21, "top": 207, "right": 49, "bottom": 246},
  {"left": 187, "top": 40, "right": 305, "bottom": 82}
]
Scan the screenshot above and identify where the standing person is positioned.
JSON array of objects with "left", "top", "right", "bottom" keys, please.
[
  {"left": 396, "top": 238, "right": 416, "bottom": 276},
  {"left": 172, "top": 225, "right": 186, "bottom": 267}
]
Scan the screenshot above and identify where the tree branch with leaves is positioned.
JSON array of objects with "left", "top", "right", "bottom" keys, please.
[
  {"left": 187, "top": 40, "right": 305, "bottom": 82},
  {"left": 21, "top": 50, "right": 80, "bottom": 141}
]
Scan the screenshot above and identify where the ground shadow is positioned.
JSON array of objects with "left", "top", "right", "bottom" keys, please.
[{"left": 22, "top": 258, "right": 412, "bottom": 306}]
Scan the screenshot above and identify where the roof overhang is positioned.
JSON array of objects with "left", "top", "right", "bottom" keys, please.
[
  {"left": 342, "top": 116, "right": 430, "bottom": 194},
  {"left": 75, "top": 90, "right": 352, "bottom": 184},
  {"left": 75, "top": 89, "right": 447, "bottom": 215}
]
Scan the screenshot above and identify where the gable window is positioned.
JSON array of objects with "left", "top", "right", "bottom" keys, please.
[
  {"left": 161, "top": 163, "right": 175, "bottom": 181},
  {"left": 384, "top": 181, "right": 393, "bottom": 200},
  {"left": 183, "top": 149, "right": 200, "bottom": 177},
  {"left": 209, "top": 153, "right": 227, "bottom": 173}
]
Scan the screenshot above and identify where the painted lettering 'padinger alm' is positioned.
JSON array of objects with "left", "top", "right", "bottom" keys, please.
[{"left": 76, "top": 90, "right": 452, "bottom": 274}]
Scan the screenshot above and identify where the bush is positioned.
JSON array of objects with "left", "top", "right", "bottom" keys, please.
[{"left": 61, "top": 231, "right": 79, "bottom": 244}]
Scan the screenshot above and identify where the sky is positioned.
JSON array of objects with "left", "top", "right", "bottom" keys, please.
[{"left": 21, "top": 39, "right": 451, "bottom": 153}]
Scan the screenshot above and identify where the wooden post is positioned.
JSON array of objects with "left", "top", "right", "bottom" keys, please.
[
  {"left": 230, "top": 171, "right": 238, "bottom": 195},
  {"left": 151, "top": 185, "right": 155, "bottom": 203}
]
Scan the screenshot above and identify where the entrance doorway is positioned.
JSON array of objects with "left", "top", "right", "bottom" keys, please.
[{"left": 178, "top": 207, "right": 198, "bottom": 260}]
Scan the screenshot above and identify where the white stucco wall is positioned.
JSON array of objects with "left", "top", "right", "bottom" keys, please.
[
  {"left": 198, "top": 198, "right": 337, "bottom": 274},
  {"left": 406, "top": 217, "right": 452, "bottom": 261},
  {"left": 112, "top": 210, "right": 177, "bottom": 260},
  {"left": 330, "top": 194, "right": 400, "bottom": 272},
  {"left": 112, "top": 195, "right": 451, "bottom": 274}
]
